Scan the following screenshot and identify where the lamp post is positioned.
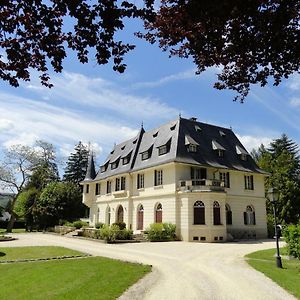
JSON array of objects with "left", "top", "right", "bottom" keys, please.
[{"left": 267, "top": 188, "right": 283, "bottom": 268}]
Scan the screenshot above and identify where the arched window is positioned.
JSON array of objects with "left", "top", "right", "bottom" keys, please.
[
  {"left": 155, "top": 203, "right": 162, "bottom": 223},
  {"left": 106, "top": 206, "right": 111, "bottom": 225},
  {"left": 213, "top": 201, "right": 221, "bottom": 225},
  {"left": 244, "top": 205, "right": 256, "bottom": 225},
  {"left": 137, "top": 204, "right": 144, "bottom": 230},
  {"left": 116, "top": 205, "right": 124, "bottom": 223},
  {"left": 194, "top": 201, "right": 205, "bottom": 224},
  {"left": 225, "top": 204, "right": 232, "bottom": 225}
]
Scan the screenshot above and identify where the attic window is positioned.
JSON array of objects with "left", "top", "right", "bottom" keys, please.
[
  {"left": 158, "top": 145, "right": 168, "bottom": 155},
  {"left": 188, "top": 144, "right": 197, "bottom": 152},
  {"left": 132, "top": 139, "right": 137, "bottom": 144},
  {"left": 111, "top": 161, "right": 119, "bottom": 170},
  {"left": 241, "top": 153, "right": 247, "bottom": 161},
  {"left": 219, "top": 131, "right": 226, "bottom": 137},
  {"left": 170, "top": 124, "right": 176, "bottom": 131},
  {"left": 141, "top": 151, "right": 150, "bottom": 160},
  {"left": 217, "top": 149, "right": 225, "bottom": 157},
  {"left": 236, "top": 145, "right": 248, "bottom": 161},
  {"left": 153, "top": 131, "right": 158, "bottom": 138},
  {"left": 121, "top": 145, "right": 125, "bottom": 150},
  {"left": 110, "top": 150, "right": 114, "bottom": 154},
  {"left": 195, "top": 125, "right": 201, "bottom": 132},
  {"left": 122, "top": 153, "right": 131, "bottom": 165},
  {"left": 101, "top": 165, "right": 107, "bottom": 173}
]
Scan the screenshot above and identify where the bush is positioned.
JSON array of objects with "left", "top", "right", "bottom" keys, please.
[
  {"left": 99, "top": 225, "right": 133, "bottom": 242},
  {"left": 146, "top": 222, "right": 176, "bottom": 242},
  {"left": 112, "top": 222, "right": 126, "bottom": 230},
  {"left": 95, "top": 222, "right": 104, "bottom": 229},
  {"left": 283, "top": 224, "right": 300, "bottom": 259},
  {"left": 72, "top": 220, "right": 88, "bottom": 229}
]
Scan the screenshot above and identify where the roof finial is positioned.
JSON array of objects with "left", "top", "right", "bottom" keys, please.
[
  {"left": 179, "top": 112, "right": 182, "bottom": 119},
  {"left": 141, "top": 121, "right": 144, "bottom": 129}
]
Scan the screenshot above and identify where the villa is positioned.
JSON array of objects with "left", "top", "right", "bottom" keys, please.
[{"left": 82, "top": 117, "right": 268, "bottom": 242}]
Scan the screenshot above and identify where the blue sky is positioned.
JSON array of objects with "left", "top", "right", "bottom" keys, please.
[{"left": 0, "top": 18, "right": 300, "bottom": 174}]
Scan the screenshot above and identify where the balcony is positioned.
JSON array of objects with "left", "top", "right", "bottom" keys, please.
[{"left": 178, "top": 179, "right": 225, "bottom": 192}]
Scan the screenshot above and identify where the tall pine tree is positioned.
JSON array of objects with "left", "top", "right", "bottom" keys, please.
[
  {"left": 63, "top": 142, "right": 89, "bottom": 184},
  {"left": 255, "top": 134, "right": 300, "bottom": 226}
]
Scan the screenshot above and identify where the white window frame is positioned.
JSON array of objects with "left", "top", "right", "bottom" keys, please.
[
  {"left": 244, "top": 175, "right": 254, "bottom": 190},
  {"left": 155, "top": 170, "right": 163, "bottom": 186},
  {"left": 189, "top": 144, "right": 197, "bottom": 152},
  {"left": 158, "top": 145, "right": 168, "bottom": 156},
  {"left": 219, "top": 172, "right": 230, "bottom": 188},
  {"left": 137, "top": 173, "right": 144, "bottom": 189}
]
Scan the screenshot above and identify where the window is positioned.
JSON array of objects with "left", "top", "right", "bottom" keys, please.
[
  {"left": 155, "top": 203, "right": 162, "bottom": 223},
  {"left": 137, "top": 204, "right": 144, "bottom": 230},
  {"left": 188, "top": 144, "right": 197, "bottom": 152},
  {"left": 121, "top": 176, "right": 126, "bottom": 190},
  {"left": 116, "top": 205, "right": 124, "bottom": 223},
  {"left": 101, "top": 164, "right": 107, "bottom": 173},
  {"left": 141, "top": 151, "right": 150, "bottom": 160},
  {"left": 213, "top": 201, "right": 221, "bottom": 225},
  {"left": 137, "top": 173, "right": 144, "bottom": 189},
  {"left": 122, "top": 155, "right": 130, "bottom": 165},
  {"left": 85, "top": 184, "right": 89, "bottom": 194},
  {"left": 95, "top": 183, "right": 100, "bottom": 195},
  {"left": 194, "top": 201, "right": 205, "bottom": 225},
  {"left": 191, "top": 167, "right": 207, "bottom": 182},
  {"left": 244, "top": 175, "right": 254, "bottom": 190},
  {"left": 106, "top": 181, "right": 111, "bottom": 194},
  {"left": 244, "top": 205, "right": 256, "bottom": 225},
  {"left": 158, "top": 145, "right": 168, "bottom": 155},
  {"left": 240, "top": 153, "right": 247, "bottom": 161},
  {"left": 111, "top": 161, "right": 118, "bottom": 170},
  {"left": 154, "top": 170, "right": 163, "bottom": 186},
  {"left": 226, "top": 204, "right": 232, "bottom": 225},
  {"left": 115, "top": 178, "right": 120, "bottom": 191},
  {"left": 217, "top": 149, "right": 225, "bottom": 157},
  {"left": 220, "top": 172, "right": 230, "bottom": 188}
]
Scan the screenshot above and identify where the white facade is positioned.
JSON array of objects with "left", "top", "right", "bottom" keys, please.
[{"left": 82, "top": 162, "right": 268, "bottom": 242}]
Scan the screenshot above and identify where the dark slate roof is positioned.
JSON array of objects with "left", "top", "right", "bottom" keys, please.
[
  {"left": 94, "top": 117, "right": 267, "bottom": 180},
  {"left": 83, "top": 153, "right": 96, "bottom": 181}
]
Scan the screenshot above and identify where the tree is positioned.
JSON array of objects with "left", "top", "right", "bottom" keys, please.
[
  {"left": 63, "top": 142, "right": 89, "bottom": 184},
  {"left": 0, "top": 145, "right": 39, "bottom": 232},
  {"left": 256, "top": 135, "right": 300, "bottom": 227},
  {"left": 35, "top": 182, "right": 83, "bottom": 228},
  {"left": 1, "top": 1, "right": 299, "bottom": 101}
]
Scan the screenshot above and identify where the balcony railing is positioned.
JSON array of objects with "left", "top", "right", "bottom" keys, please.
[{"left": 179, "top": 179, "right": 225, "bottom": 192}]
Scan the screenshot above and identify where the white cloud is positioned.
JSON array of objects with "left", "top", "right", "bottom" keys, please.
[
  {"left": 23, "top": 71, "right": 178, "bottom": 121},
  {"left": 0, "top": 119, "right": 14, "bottom": 132},
  {"left": 0, "top": 92, "right": 138, "bottom": 161},
  {"left": 287, "top": 74, "right": 300, "bottom": 91},
  {"left": 290, "top": 97, "right": 300, "bottom": 107},
  {"left": 237, "top": 134, "right": 272, "bottom": 152}
]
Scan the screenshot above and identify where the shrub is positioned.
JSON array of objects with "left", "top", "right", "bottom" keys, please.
[
  {"left": 283, "top": 224, "right": 300, "bottom": 259},
  {"left": 95, "top": 222, "right": 104, "bottom": 229},
  {"left": 112, "top": 222, "right": 126, "bottom": 230},
  {"left": 72, "top": 220, "right": 88, "bottom": 229},
  {"left": 146, "top": 222, "right": 176, "bottom": 242},
  {"left": 99, "top": 225, "right": 133, "bottom": 242}
]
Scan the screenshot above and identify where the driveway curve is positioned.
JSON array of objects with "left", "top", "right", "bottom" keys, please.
[{"left": 4, "top": 233, "right": 295, "bottom": 300}]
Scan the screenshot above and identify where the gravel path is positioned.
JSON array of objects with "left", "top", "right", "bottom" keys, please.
[{"left": 3, "top": 233, "right": 295, "bottom": 300}]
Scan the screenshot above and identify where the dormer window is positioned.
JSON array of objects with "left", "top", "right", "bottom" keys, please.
[
  {"left": 188, "top": 144, "right": 197, "bottom": 153},
  {"left": 158, "top": 145, "right": 168, "bottom": 155},
  {"left": 133, "top": 139, "right": 137, "bottom": 144},
  {"left": 111, "top": 162, "right": 118, "bottom": 169},
  {"left": 122, "top": 156, "right": 130, "bottom": 165},
  {"left": 100, "top": 162, "right": 108, "bottom": 173},
  {"left": 236, "top": 145, "right": 248, "bottom": 161},
  {"left": 153, "top": 131, "right": 158, "bottom": 138},
  {"left": 121, "top": 145, "right": 125, "bottom": 150},
  {"left": 212, "top": 140, "right": 225, "bottom": 157},
  {"left": 141, "top": 151, "right": 150, "bottom": 160},
  {"left": 170, "top": 124, "right": 176, "bottom": 131},
  {"left": 217, "top": 149, "right": 225, "bottom": 157}
]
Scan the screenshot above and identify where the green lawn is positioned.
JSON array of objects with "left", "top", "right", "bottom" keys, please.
[
  {"left": 246, "top": 248, "right": 300, "bottom": 299},
  {"left": 0, "top": 246, "right": 151, "bottom": 300},
  {"left": 0, "top": 246, "right": 85, "bottom": 261},
  {"left": 0, "top": 228, "right": 27, "bottom": 234}
]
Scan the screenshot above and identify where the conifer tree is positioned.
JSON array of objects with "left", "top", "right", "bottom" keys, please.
[{"left": 63, "top": 142, "right": 89, "bottom": 184}]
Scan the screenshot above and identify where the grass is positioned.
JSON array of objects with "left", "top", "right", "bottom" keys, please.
[
  {"left": 0, "top": 246, "right": 85, "bottom": 261},
  {"left": 0, "top": 228, "right": 27, "bottom": 234},
  {"left": 246, "top": 247, "right": 300, "bottom": 299},
  {"left": 1, "top": 256, "right": 151, "bottom": 300}
]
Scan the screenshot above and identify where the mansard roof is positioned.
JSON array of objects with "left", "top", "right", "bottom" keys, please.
[{"left": 95, "top": 117, "right": 267, "bottom": 180}]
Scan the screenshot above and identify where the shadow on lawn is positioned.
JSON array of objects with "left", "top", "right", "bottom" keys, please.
[{"left": 0, "top": 252, "right": 6, "bottom": 257}]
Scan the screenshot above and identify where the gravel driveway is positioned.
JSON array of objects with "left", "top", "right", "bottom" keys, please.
[{"left": 3, "top": 233, "right": 295, "bottom": 300}]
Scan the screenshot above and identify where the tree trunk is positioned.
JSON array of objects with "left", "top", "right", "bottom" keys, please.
[{"left": 6, "top": 212, "right": 16, "bottom": 233}]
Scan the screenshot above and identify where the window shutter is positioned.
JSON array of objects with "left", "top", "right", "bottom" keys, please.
[
  {"left": 243, "top": 212, "right": 247, "bottom": 225},
  {"left": 226, "top": 172, "right": 230, "bottom": 188},
  {"left": 253, "top": 212, "right": 256, "bottom": 225},
  {"left": 154, "top": 170, "right": 157, "bottom": 186},
  {"left": 191, "top": 167, "right": 194, "bottom": 179},
  {"left": 251, "top": 176, "right": 254, "bottom": 189}
]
